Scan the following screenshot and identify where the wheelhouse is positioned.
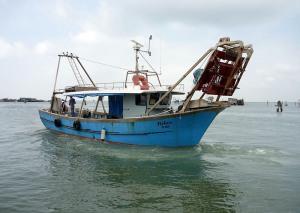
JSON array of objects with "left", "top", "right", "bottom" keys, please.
[{"left": 51, "top": 88, "right": 184, "bottom": 120}]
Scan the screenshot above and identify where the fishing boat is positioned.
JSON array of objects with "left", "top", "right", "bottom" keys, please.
[{"left": 39, "top": 37, "right": 253, "bottom": 147}]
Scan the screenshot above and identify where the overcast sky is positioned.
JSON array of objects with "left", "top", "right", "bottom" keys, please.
[{"left": 0, "top": 0, "right": 299, "bottom": 101}]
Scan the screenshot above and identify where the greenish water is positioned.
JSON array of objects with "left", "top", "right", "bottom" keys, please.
[{"left": 0, "top": 102, "right": 299, "bottom": 212}]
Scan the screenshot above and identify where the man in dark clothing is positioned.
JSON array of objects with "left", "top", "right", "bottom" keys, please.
[
  {"left": 69, "top": 96, "right": 76, "bottom": 116},
  {"left": 61, "top": 100, "right": 68, "bottom": 113}
]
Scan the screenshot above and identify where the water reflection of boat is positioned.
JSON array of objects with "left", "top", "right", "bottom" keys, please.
[
  {"left": 39, "top": 37, "right": 253, "bottom": 147},
  {"left": 40, "top": 131, "right": 236, "bottom": 211}
]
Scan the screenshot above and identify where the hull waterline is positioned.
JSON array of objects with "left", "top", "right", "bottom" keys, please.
[{"left": 39, "top": 106, "right": 225, "bottom": 147}]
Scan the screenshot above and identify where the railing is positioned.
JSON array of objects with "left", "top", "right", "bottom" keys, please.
[{"left": 61, "top": 82, "right": 185, "bottom": 92}]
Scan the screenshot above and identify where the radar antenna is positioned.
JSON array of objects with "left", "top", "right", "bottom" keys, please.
[
  {"left": 131, "top": 35, "right": 152, "bottom": 72},
  {"left": 125, "top": 35, "right": 162, "bottom": 88}
]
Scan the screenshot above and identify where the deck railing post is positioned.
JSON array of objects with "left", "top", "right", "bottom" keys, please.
[
  {"left": 78, "top": 97, "right": 85, "bottom": 117},
  {"left": 101, "top": 98, "right": 106, "bottom": 114},
  {"left": 94, "top": 96, "right": 100, "bottom": 114}
]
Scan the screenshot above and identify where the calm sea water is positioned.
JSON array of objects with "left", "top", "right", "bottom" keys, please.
[{"left": 0, "top": 102, "right": 299, "bottom": 212}]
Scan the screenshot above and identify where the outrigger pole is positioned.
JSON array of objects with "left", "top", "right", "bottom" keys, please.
[
  {"left": 146, "top": 47, "right": 215, "bottom": 115},
  {"left": 147, "top": 39, "right": 253, "bottom": 115},
  {"left": 180, "top": 41, "right": 249, "bottom": 112}
]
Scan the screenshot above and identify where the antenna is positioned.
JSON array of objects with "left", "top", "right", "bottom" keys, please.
[
  {"left": 159, "top": 38, "right": 162, "bottom": 75},
  {"left": 147, "top": 35, "right": 152, "bottom": 56},
  {"left": 126, "top": 35, "right": 162, "bottom": 87},
  {"left": 131, "top": 40, "right": 143, "bottom": 49},
  {"left": 131, "top": 40, "right": 142, "bottom": 72},
  {"left": 130, "top": 35, "right": 153, "bottom": 72}
]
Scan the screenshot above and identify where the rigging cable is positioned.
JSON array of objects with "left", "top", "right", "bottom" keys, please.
[
  {"left": 159, "top": 38, "right": 162, "bottom": 75},
  {"left": 67, "top": 57, "right": 81, "bottom": 85},
  {"left": 71, "top": 57, "right": 86, "bottom": 85},
  {"left": 80, "top": 57, "right": 130, "bottom": 71},
  {"left": 138, "top": 52, "right": 157, "bottom": 73}
]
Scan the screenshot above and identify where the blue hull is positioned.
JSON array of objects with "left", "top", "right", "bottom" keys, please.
[{"left": 39, "top": 107, "right": 224, "bottom": 147}]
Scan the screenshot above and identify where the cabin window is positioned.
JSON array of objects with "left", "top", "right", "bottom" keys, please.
[
  {"left": 135, "top": 94, "right": 147, "bottom": 106},
  {"left": 160, "top": 94, "right": 170, "bottom": 105},
  {"left": 149, "top": 93, "right": 160, "bottom": 105}
]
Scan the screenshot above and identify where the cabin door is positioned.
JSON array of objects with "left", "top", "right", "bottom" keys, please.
[{"left": 108, "top": 95, "right": 123, "bottom": 118}]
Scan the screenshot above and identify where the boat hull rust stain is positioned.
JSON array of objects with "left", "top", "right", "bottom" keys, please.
[{"left": 39, "top": 107, "right": 224, "bottom": 147}]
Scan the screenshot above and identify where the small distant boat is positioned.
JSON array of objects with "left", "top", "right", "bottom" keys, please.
[
  {"left": 39, "top": 37, "right": 253, "bottom": 147},
  {"left": 276, "top": 100, "right": 283, "bottom": 112}
]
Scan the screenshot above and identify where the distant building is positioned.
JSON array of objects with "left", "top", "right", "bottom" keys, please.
[
  {"left": 228, "top": 98, "right": 244, "bottom": 105},
  {"left": 0, "top": 98, "right": 17, "bottom": 102},
  {"left": 17, "top": 98, "right": 45, "bottom": 102}
]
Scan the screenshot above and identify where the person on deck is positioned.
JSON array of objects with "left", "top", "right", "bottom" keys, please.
[
  {"left": 61, "top": 100, "right": 68, "bottom": 113},
  {"left": 69, "top": 96, "right": 76, "bottom": 116}
]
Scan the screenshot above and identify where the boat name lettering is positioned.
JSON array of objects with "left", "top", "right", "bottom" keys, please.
[{"left": 157, "top": 121, "right": 172, "bottom": 128}]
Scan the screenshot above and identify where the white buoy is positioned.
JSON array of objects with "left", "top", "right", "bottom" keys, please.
[{"left": 100, "top": 129, "right": 106, "bottom": 141}]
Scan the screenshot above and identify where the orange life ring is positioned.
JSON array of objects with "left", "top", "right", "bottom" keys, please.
[{"left": 132, "top": 74, "right": 149, "bottom": 90}]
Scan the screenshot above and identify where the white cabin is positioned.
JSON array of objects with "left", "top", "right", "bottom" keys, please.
[{"left": 63, "top": 87, "right": 184, "bottom": 118}]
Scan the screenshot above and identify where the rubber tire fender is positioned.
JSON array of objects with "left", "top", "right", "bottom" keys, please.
[
  {"left": 54, "top": 118, "right": 62, "bottom": 127},
  {"left": 73, "top": 120, "right": 81, "bottom": 130}
]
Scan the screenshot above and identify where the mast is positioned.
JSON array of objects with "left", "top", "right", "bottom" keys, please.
[
  {"left": 50, "top": 52, "right": 98, "bottom": 112},
  {"left": 57, "top": 52, "right": 97, "bottom": 87},
  {"left": 131, "top": 39, "right": 143, "bottom": 73},
  {"left": 50, "top": 55, "right": 62, "bottom": 112},
  {"left": 125, "top": 35, "right": 162, "bottom": 88}
]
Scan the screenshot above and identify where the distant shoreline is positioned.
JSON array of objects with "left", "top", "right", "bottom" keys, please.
[{"left": 0, "top": 98, "right": 50, "bottom": 103}]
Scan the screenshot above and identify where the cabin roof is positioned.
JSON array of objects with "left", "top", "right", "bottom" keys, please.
[{"left": 63, "top": 88, "right": 184, "bottom": 98}]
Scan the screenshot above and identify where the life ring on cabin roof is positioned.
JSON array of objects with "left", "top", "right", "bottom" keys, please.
[{"left": 132, "top": 74, "right": 150, "bottom": 90}]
